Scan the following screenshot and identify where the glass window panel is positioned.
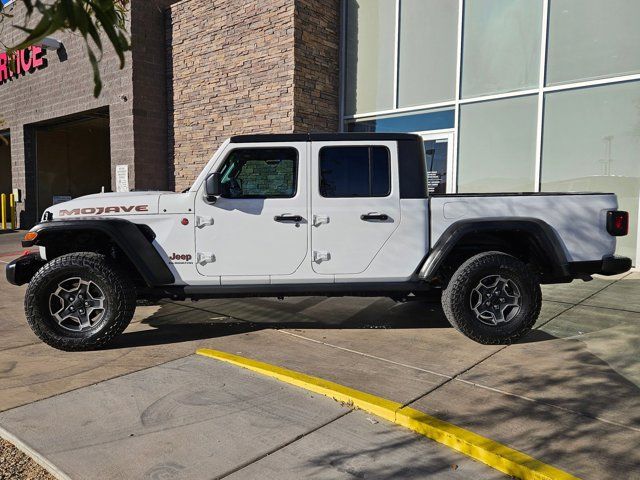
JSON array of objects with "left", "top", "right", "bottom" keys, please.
[
  {"left": 546, "top": 0, "right": 640, "bottom": 86},
  {"left": 458, "top": 96, "right": 537, "bottom": 193},
  {"left": 541, "top": 82, "right": 640, "bottom": 261},
  {"left": 371, "top": 146, "right": 391, "bottom": 196},
  {"left": 425, "top": 140, "right": 448, "bottom": 194},
  {"left": 398, "top": 0, "right": 458, "bottom": 108},
  {"left": 461, "top": 0, "right": 542, "bottom": 98},
  {"left": 320, "top": 146, "right": 390, "bottom": 197},
  {"left": 344, "top": 0, "right": 396, "bottom": 116},
  {"left": 346, "top": 108, "right": 455, "bottom": 133},
  {"left": 219, "top": 148, "right": 297, "bottom": 198}
]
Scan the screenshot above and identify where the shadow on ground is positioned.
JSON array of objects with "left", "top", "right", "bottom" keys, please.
[
  {"left": 113, "top": 295, "right": 561, "bottom": 350},
  {"left": 112, "top": 298, "right": 451, "bottom": 348}
]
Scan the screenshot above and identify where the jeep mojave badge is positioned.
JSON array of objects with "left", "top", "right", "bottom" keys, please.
[
  {"left": 59, "top": 205, "right": 149, "bottom": 216},
  {"left": 6, "top": 133, "right": 631, "bottom": 351}
]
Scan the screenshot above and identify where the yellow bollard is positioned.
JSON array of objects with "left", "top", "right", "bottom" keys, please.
[
  {"left": 1, "top": 193, "right": 6, "bottom": 230},
  {"left": 10, "top": 193, "right": 16, "bottom": 229}
]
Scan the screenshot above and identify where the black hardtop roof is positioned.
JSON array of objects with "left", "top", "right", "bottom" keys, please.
[{"left": 229, "top": 133, "right": 422, "bottom": 143}]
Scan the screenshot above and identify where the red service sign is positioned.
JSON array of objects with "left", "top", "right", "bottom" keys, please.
[{"left": 0, "top": 46, "right": 47, "bottom": 84}]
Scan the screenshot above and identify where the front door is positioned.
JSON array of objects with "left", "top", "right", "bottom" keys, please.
[
  {"left": 419, "top": 131, "right": 455, "bottom": 194},
  {"left": 310, "top": 141, "right": 401, "bottom": 275},
  {"left": 194, "top": 143, "right": 308, "bottom": 280}
]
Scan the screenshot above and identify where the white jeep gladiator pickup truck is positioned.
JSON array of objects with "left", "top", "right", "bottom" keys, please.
[{"left": 6, "top": 133, "right": 631, "bottom": 351}]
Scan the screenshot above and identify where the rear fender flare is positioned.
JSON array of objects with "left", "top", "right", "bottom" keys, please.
[{"left": 419, "top": 217, "right": 570, "bottom": 281}]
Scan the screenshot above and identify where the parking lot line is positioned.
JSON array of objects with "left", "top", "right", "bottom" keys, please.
[{"left": 196, "top": 348, "right": 580, "bottom": 480}]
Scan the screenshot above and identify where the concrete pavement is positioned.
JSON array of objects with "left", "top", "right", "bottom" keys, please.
[
  {"left": 0, "top": 355, "right": 502, "bottom": 479},
  {"left": 1, "top": 231, "right": 639, "bottom": 479}
]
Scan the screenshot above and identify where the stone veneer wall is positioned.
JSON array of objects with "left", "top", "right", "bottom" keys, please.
[{"left": 166, "top": 0, "right": 340, "bottom": 192}]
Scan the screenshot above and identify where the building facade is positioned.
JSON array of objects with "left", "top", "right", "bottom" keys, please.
[
  {"left": 343, "top": 0, "right": 640, "bottom": 263},
  {"left": 0, "top": 0, "right": 638, "bottom": 263},
  {"left": 0, "top": 0, "right": 173, "bottom": 226}
]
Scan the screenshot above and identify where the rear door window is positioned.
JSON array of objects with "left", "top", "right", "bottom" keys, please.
[{"left": 319, "top": 146, "right": 390, "bottom": 197}]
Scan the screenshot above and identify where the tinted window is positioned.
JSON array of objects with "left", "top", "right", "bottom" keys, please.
[
  {"left": 319, "top": 146, "right": 390, "bottom": 197},
  {"left": 218, "top": 148, "right": 297, "bottom": 198}
]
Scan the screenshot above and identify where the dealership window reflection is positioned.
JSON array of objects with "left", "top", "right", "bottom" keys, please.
[
  {"left": 344, "top": 0, "right": 396, "bottom": 116},
  {"left": 541, "top": 81, "right": 640, "bottom": 259},
  {"left": 458, "top": 95, "right": 538, "bottom": 193}
]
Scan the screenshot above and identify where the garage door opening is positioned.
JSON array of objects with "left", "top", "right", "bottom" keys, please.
[
  {"left": 0, "top": 131, "right": 10, "bottom": 197},
  {"left": 34, "top": 108, "right": 111, "bottom": 217}
]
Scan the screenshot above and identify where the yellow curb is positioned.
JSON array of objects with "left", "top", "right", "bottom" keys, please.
[{"left": 196, "top": 348, "right": 580, "bottom": 480}]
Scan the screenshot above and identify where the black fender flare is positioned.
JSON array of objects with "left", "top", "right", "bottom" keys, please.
[
  {"left": 23, "top": 218, "right": 175, "bottom": 286},
  {"left": 419, "top": 217, "right": 571, "bottom": 281}
]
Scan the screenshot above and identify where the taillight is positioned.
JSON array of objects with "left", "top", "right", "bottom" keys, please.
[{"left": 607, "top": 211, "right": 629, "bottom": 236}]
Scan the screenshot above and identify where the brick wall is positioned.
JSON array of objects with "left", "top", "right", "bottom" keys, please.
[
  {"left": 0, "top": 0, "right": 173, "bottom": 225},
  {"left": 0, "top": 2, "right": 134, "bottom": 225},
  {"left": 167, "top": 0, "right": 340, "bottom": 192}
]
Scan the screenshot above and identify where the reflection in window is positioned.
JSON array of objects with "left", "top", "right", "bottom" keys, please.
[
  {"left": 320, "top": 146, "right": 390, "bottom": 197},
  {"left": 344, "top": 0, "right": 396, "bottom": 116},
  {"left": 546, "top": 0, "right": 640, "bottom": 86},
  {"left": 219, "top": 148, "right": 297, "bottom": 198},
  {"left": 541, "top": 82, "right": 640, "bottom": 261},
  {"left": 458, "top": 95, "right": 537, "bottom": 193},
  {"left": 461, "top": 0, "right": 542, "bottom": 98},
  {"left": 346, "top": 108, "right": 454, "bottom": 133},
  {"left": 424, "top": 140, "right": 448, "bottom": 194},
  {"left": 398, "top": 0, "right": 458, "bottom": 107}
]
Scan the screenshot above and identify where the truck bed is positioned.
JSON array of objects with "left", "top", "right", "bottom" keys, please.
[{"left": 429, "top": 192, "right": 618, "bottom": 263}]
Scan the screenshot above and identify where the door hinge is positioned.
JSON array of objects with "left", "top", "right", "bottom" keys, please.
[
  {"left": 197, "top": 252, "right": 216, "bottom": 265},
  {"left": 312, "top": 215, "right": 330, "bottom": 227},
  {"left": 196, "top": 216, "right": 214, "bottom": 228},
  {"left": 313, "top": 251, "right": 331, "bottom": 263}
]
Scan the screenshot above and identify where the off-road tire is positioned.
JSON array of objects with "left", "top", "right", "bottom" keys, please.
[
  {"left": 25, "top": 252, "right": 136, "bottom": 351},
  {"left": 442, "top": 251, "right": 541, "bottom": 345}
]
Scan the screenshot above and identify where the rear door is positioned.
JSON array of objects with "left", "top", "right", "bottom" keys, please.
[{"left": 310, "top": 141, "right": 401, "bottom": 275}]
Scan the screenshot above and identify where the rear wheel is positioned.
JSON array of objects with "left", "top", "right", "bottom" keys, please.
[
  {"left": 25, "top": 252, "right": 136, "bottom": 351},
  {"left": 442, "top": 251, "right": 541, "bottom": 344}
]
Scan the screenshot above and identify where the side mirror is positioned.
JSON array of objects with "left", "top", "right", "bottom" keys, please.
[{"left": 205, "top": 172, "right": 222, "bottom": 203}]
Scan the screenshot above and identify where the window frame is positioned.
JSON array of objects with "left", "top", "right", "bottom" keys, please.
[
  {"left": 216, "top": 147, "right": 299, "bottom": 200},
  {"left": 318, "top": 145, "right": 392, "bottom": 198}
]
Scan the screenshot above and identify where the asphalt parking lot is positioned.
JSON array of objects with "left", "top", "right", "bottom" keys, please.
[{"left": 1, "top": 231, "right": 639, "bottom": 479}]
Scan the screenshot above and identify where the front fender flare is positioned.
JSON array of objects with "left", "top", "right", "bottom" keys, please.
[{"left": 23, "top": 218, "right": 175, "bottom": 286}]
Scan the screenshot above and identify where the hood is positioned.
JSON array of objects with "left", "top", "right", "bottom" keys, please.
[{"left": 44, "top": 191, "right": 173, "bottom": 220}]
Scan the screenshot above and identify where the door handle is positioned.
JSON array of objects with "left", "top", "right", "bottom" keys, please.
[
  {"left": 360, "top": 212, "right": 389, "bottom": 221},
  {"left": 274, "top": 214, "right": 303, "bottom": 223}
]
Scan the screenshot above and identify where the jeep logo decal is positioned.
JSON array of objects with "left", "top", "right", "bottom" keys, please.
[
  {"left": 59, "top": 205, "right": 149, "bottom": 216},
  {"left": 169, "top": 253, "right": 193, "bottom": 264}
]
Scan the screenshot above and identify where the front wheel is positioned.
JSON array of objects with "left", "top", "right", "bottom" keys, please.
[
  {"left": 442, "top": 251, "right": 541, "bottom": 345},
  {"left": 25, "top": 252, "right": 136, "bottom": 351}
]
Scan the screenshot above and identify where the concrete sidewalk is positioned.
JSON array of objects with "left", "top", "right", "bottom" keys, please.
[{"left": 0, "top": 355, "right": 502, "bottom": 479}]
